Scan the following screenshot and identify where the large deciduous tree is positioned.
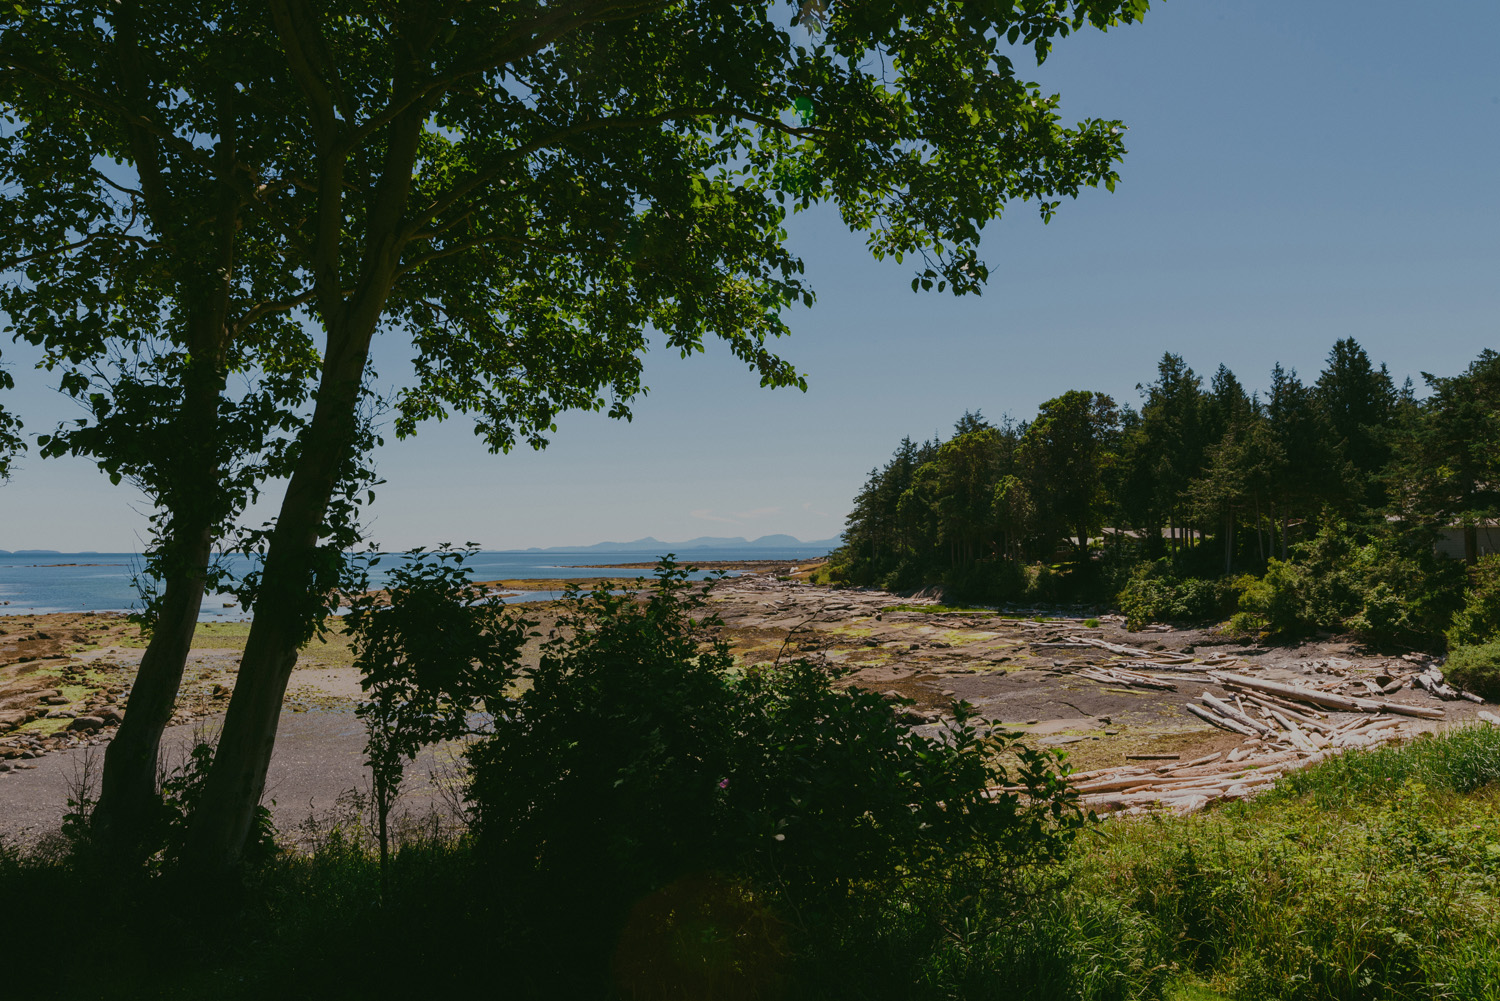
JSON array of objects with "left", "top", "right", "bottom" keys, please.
[
  {"left": 1, "top": 6, "right": 321, "bottom": 853},
  {"left": 1, "top": 0, "right": 1149, "bottom": 868}
]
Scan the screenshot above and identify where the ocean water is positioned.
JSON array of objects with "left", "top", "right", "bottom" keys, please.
[{"left": 0, "top": 547, "right": 830, "bottom": 620}]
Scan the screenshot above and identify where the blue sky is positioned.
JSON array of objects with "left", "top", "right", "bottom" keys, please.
[{"left": 2, "top": 0, "right": 1497, "bottom": 552}]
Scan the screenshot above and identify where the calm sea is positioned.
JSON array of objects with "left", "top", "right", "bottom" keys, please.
[{"left": 0, "top": 547, "right": 830, "bottom": 620}]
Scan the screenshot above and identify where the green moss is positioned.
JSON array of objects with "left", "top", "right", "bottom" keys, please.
[
  {"left": 937, "top": 629, "right": 997, "bottom": 645},
  {"left": 823, "top": 624, "right": 874, "bottom": 638},
  {"left": 16, "top": 716, "right": 70, "bottom": 736}
]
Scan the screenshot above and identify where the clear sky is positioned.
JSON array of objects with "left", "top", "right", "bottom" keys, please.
[{"left": 2, "top": 0, "right": 1497, "bottom": 552}]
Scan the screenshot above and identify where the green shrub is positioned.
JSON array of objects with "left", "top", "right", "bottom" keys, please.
[
  {"left": 1233, "top": 558, "right": 1315, "bottom": 635},
  {"left": 465, "top": 560, "right": 1087, "bottom": 981},
  {"left": 942, "top": 557, "right": 1029, "bottom": 603},
  {"left": 343, "top": 544, "right": 531, "bottom": 877},
  {"left": 880, "top": 557, "right": 929, "bottom": 593},
  {"left": 1447, "top": 554, "right": 1500, "bottom": 648},
  {"left": 1443, "top": 640, "right": 1500, "bottom": 702},
  {"left": 1024, "top": 561, "right": 1065, "bottom": 602},
  {"left": 1115, "top": 560, "right": 1233, "bottom": 629},
  {"left": 1233, "top": 525, "right": 1461, "bottom": 645}
]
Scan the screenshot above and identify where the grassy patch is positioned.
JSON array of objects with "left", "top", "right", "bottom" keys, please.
[
  {"left": 1045, "top": 724, "right": 1500, "bottom": 1000},
  {"left": 14, "top": 715, "right": 70, "bottom": 736},
  {"left": 1265, "top": 723, "right": 1500, "bottom": 805},
  {"left": 1164, "top": 980, "right": 1232, "bottom": 1001},
  {"left": 57, "top": 683, "right": 92, "bottom": 703}
]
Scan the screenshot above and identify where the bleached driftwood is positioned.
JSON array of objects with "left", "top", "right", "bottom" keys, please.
[
  {"left": 1076, "top": 667, "right": 1178, "bottom": 691},
  {"left": 1201, "top": 692, "right": 1274, "bottom": 737},
  {"left": 1186, "top": 702, "right": 1258, "bottom": 736},
  {"left": 1208, "top": 672, "right": 1385, "bottom": 712}
]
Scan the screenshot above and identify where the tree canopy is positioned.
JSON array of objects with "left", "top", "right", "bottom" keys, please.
[
  {"left": 833, "top": 340, "right": 1500, "bottom": 599},
  {"left": 1, "top": 0, "right": 1151, "bottom": 866}
]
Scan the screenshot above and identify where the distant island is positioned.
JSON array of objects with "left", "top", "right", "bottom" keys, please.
[{"left": 515, "top": 534, "right": 841, "bottom": 554}]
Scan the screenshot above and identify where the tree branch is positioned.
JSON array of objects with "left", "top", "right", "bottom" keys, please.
[
  {"left": 0, "top": 225, "right": 156, "bottom": 272},
  {"left": 393, "top": 230, "right": 556, "bottom": 280},
  {"left": 267, "top": 0, "right": 345, "bottom": 145},
  {"left": 230, "top": 288, "right": 320, "bottom": 335},
  {"left": 3, "top": 61, "right": 208, "bottom": 185}
]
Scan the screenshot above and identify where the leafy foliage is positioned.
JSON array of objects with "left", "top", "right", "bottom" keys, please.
[
  {"left": 1115, "top": 560, "right": 1234, "bottom": 630},
  {"left": 1231, "top": 525, "right": 1462, "bottom": 644},
  {"left": 0, "top": 1, "right": 1156, "bottom": 861},
  {"left": 343, "top": 544, "right": 532, "bottom": 871},
  {"left": 1446, "top": 554, "right": 1500, "bottom": 648},
  {"left": 467, "top": 559, "right": 1086, "bottom": 974},
  {"left": 832, "top": 339, "right": 1492, "bottom": 647},
  {"left": 10, "top": 710, "right": 1500, "bottom": 999},
  {"left": 1442, "top": 641, "right": 1500, "bottom": 702}
]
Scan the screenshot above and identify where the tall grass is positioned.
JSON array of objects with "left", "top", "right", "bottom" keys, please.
[{"left": 1047, "top": 724, "right": 1500, "bottom": 1001}]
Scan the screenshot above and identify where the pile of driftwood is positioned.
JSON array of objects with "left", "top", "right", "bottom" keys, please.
[
  {"left": 1067, "top": 748, "right": 1310, "bottom": 816},
  {"left": 1067, "top": 710, "right": 1500, "bottom": 817},
  {"left": 1055, "top": 659, "right": 1480, "bottom": 817}
]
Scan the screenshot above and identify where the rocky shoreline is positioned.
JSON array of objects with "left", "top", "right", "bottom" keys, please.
[{"left": 3, "top": 563, "right": 1493, "bottom": 830}]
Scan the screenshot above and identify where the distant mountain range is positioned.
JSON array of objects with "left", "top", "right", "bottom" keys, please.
[{"left": 517, "top": 534, "right": 841, "bottom": 554}]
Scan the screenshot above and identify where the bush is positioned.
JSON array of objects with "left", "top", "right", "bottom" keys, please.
[
  {"left": 1234, "top": 558, "right": 1316, "bottom": 636},
  {"left": 1115, "top": 560, "right": 1234, "bottom": 629},
  {"left": 1443, "top": 640, "right": 1500, "bottom": 702},
  {"left": 1023, "top": 561, "right": 1066, "bottom": 603},
  {"left": 466, "top": 559, "right": 1087, "bottom": 985},
  {"left": 1232, "top": 525, "right": 1461, "bottom": 645},
  {"left": 1447, "top": 554, "right": 1500, "bottom": 648}
]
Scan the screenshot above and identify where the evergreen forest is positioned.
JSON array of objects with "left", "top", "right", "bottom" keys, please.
[{"left": 829, "top": 340, "right": 1500, "bottom": 664}]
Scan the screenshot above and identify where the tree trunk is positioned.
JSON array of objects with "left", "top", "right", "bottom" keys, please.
[
  {"left": 1254, "top": 494, "right": 1265, "bottom": 565},
  {"left": 182, "top": 72, "right": 446, "bottom": 868},
  {"left": 90, "top": 298, "right": 231, "bottom": 853},
  {"left": 183, "top": 346, "right": 371, "bottom": 871},
  {"left": 1465, "top": 522, "right": 1478, "bottom": 565},
  {"left": 91, "top": 525, "right": 212, "bottom": 853},
  {"left": 92, "top": 71, "right": 243, "bottom": 856},
  {"left": 1224, "top": 508, "right": 1234, "bottom": 575}
]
